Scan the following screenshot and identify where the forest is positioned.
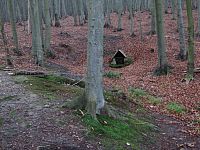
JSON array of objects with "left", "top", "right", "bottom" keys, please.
[{"left": 0, "top": 0, "right": 200, "bottom": 149}]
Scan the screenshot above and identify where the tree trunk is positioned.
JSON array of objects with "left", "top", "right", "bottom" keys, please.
[
  {"left": 0, "top": 10, "right": 13, "bottom": 67},
  {"left": 165, "top": 0, "right": 168, "bottom": 13},
  {"left": 116, "top": 0, "right": 123, "bottom": 31},
  {"left": 150, "top": 0, "right": 156, "bottom": 35},
  {"left": 171, "top": 0, "right": 176, "bottom": 20},
  {"left": 177, "top": 0, "right": 187, "bottom": 60},
  {"left": 186, "top": 0, "right": 195, "bottom": 80},
  {"left": 44, "top": 0, "right": 52, "bottom": 56},
  {"left": 28, "top": 0, "right": 31, "bottom": 34},
  {"left": 54, "top": 0, "right": 61, "bottom": 27},
  {"left": 30, "top": 0, "right": 44, "bottom": 66},
  {"left": 86, "top": 0, "right": 105, "bottom": 118},
  {"left": 129, "top": 0, "right": 135, "bottom": 37},
  {"left": 7, "top": 0, "right": 21, "bottom": 55},
  {"left": 197, "top": 0, "right": 200, "bottom": 35},
  {"left": 154, "top": 0, "right": 169, "bottom": 75}
]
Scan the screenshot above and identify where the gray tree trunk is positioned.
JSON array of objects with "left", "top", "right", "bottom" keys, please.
[
  {"left": 150, "top": 0, "right": 156, "bottom": 35},
  {"left": 44, "top": 0, "right": 51, "bottom": 56},
  {"left": 186, "top": 0, "right": 195, "bottom": 80},
  {"left": 116, "top": 0, "right": 123, "bottom": 31},
  {"left": 197, "top": 0, "right": 200, "bottom": 35},
  {"left": 54, "top": 0, "right": 61, "bottom": 27},
  {"left": 165, "top": 0, "right": 168, "bottom": 13},
  {"left": 30, "top": 0, "right": 44, "bottom": 66},
  {"left": 171, "top": 0, "right": 176, "bottom": 20},
  {"left": 129, "top": 0, "right": 135, "bottom": 37},
  {"left": 0, "top": 9, "right": 13, "bottom": 67},
  {"left": 86, "top": 0, "right": 105, "bottom": 118},
  {"left": 154, "top": 0, "right": 169, "bottom": 75},
  {"left": 177, "top": 0, "right": 187, "bottom": 60},
  {"left": 7, "top": 0, "right": 21, "bottom": 55}
]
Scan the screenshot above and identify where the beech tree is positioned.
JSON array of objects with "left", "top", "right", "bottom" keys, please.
[
  {"left": 0, "top": 9, "right": 12, "bottom": 67},
  {"left": 85, "top": 0, "right": 105, "bottom": 117},
  {"left": 30, "top": 0, "right": 44, "bottom": 66},
  {"left": 44, "top": 0, "right": 52, "bottom": 56},
  {"left": 186, "top": 0, "right": 195, "bottom": 80},
  {"left": 154, "top": 0, "right": 169, "bottom": 75},
  {"left": 197, "top": 0, "right": 200, "bottom": 35},
  {"left": 177, "top": 0, "right": 187, "bottom": 60},
  {"left": 7, "top": 0, "right": 21, "bottom": 55},
  {"left": 128, "top": 0, "right": 135, "bottom": 37},
  {"left": 116, "top": 0, "right": 123, "bottom": 31},
  {"left": 150, "top": 0, "right": 156, "bottom": 35}
]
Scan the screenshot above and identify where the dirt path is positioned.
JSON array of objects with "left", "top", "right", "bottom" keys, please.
[
  {"left": 151, "top": 113, "right": 200, "bottom": 150},
  {"left": 0, "top": 71, "right": 99, "bottom": 150}
]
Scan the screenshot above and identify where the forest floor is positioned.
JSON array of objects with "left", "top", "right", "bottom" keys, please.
[
  {"left": 0, "top": 9, "right": 200, "bottom": 149},
  {"left": 0, "top": 69, "right": 199, "bottom": 150},
  {"left": 0, "top": 71, "right": 100, "bottom": 150}
]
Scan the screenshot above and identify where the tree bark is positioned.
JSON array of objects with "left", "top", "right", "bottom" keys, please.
[
  {"left": 30, "top": 0, "right": 44, "bottom": 66},
  {"left": 186, "top": 0, "right": 195, "bottom": 80},
  {"left": 177, "top": 0, "right": 187, "bottom": 60},
  {"left": 0, "top": 10, "right": 13, "bottom": 67},
  {"left": 7, "top": 0, "right": 21, "bottom": 55},
  {"left": 154, "top": 0, "right": 169, "bottom": 75},
  {"left": 86, "top": 0, "right": 105, "bottom": 118},
  {"left": 44, "top": 0, "right": 52, "bottom": 56}
]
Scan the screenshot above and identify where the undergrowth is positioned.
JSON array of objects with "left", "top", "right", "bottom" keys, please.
[
  {"left": 0, "top": 95, "right": 17, "bottom": 102},
  {"left": 104, "top": 71, "right": 122, "bottom": 78},
  {"left": 82, "top": 114, "right": 156, "bottom": 150},
  {"left": 15, "top": 75, "right": 158, "bottom": 149},
  {"left": 15, "top": 75, "right": 83, "bottom": 100},
  {"left": 167, "top": 102, "right": 186, "bottom": 114},
  {"left": 0, "top": 116, "right": 3, "bottom": 127},
  {"left": 129, "top": 87, "right": 162, "bottom": 106}
]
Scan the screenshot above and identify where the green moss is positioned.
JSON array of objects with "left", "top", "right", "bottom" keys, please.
[
  {"left": 109, "top": 57, "right": 133, "bottom": 68},
  {"left": 167, "top": 102, "right": 186, "bottom": 114},
  {"left": 196, "top": 102, "right": 200, "bottom": 111},
  {"left": 147, "top": 96, "right": 162, "bottom": 105},
  {"left": 135, "top": 107, "right": 147, "bottom": 113},
  {"left": 13, "top": 76, "right": 29, "bottom": 83},
  {"left": 129, "top": 88, "right": 147, "bottom": 98},
  {"left": 43, "top": 75, "right": 85, "bottom": 88},
  {"left": 0, "top": 116, "right": 3, "bottom": 127},
  {"left": 192, "top": 119, "right": 200, "bottom": 125},
  {"left": 104, "top": 90, "right": 129, "bottom": 109},
  {"left": 0, "top": 95, "right": 17, "bottom": 102},
  {"left": 104, "top": 71, "right": 122, "bottom": 78},
  {"left": 9, "top": 109, "right": 17, "bottom": 118},
  {"left": 129, "top": 87, "right": 162, "bottom": 106},
  {"left": 21, "top": 75, "right": 83, "bottom": 100},
  {"left": 82, "top": 114, "right": 156, "bottom": 149}
]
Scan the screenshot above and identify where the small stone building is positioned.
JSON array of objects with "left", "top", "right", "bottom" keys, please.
[{"left": 111, "top": 50, "right": 127, "bottom": 65}]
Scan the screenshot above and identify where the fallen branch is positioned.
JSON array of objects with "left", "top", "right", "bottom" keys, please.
[
  {"left": 10, "top": 70, "right": 85, "bottom": 88},
  {"left": 11, "top": 70, "right": 48, "bottom": 76},
  {"left": 183, "top": 68, "right": 200, "bottom": 73},
  {"left": 71, "top": 76, "right": 85, "bottom": 86}
]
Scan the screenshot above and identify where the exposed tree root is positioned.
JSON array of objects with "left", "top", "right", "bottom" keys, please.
[
  {"left": 62, "top": 92, "right": 86, "bottom": 110},
  {"left": 176, "top": 53, "right": 187, "bottom": 61},
  {"left": 64, "top": 94, "right": 134, "bottom": 120},
  {"left": 101, "top": 103, "right": 131, "bottom": 120},
  {"left": 153, "top": 65, "right": 172, "bottom": 76}
]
